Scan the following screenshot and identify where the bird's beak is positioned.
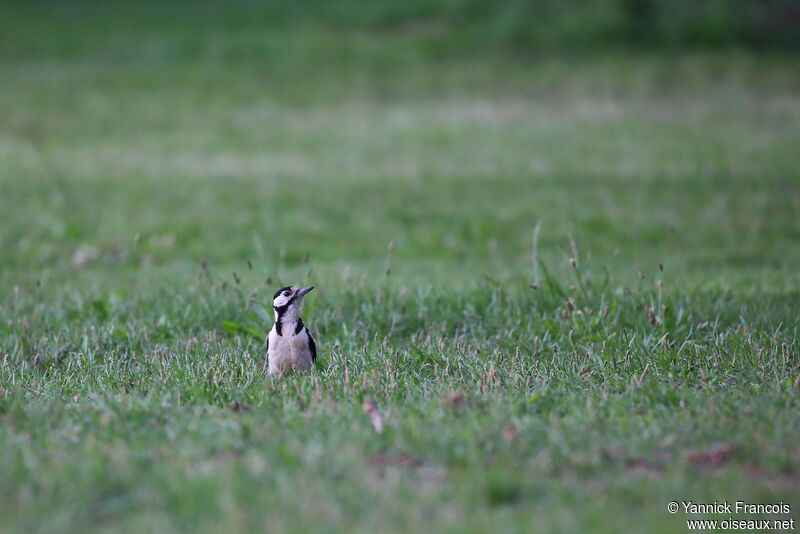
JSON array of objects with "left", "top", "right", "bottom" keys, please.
[{"left": 297, "top": 286, "right": 314, "bottom": 297}]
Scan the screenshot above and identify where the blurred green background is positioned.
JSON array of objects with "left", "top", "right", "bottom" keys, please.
[
  {"left": 2, "top": 0, "right": 799, "bottom": 288},
  {"left": 1, "top": 2, "right": 799, "bottom": 533}
]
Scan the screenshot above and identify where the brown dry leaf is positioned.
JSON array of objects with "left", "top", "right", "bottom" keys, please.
[
  {"left": 443, "top": 391, "right": 465, "bottom": 410},
  {"left": 363, "top": 397, "right": 383, "bottom": 433},
  {"left": 231, "top": 401, "right": 250, "bottom": 413},
  {"left": 370, "top": 453, "right": 425, "bottom": 469},
  {"left": 689, "top": 443, "right": 737, "bottom": 468}
]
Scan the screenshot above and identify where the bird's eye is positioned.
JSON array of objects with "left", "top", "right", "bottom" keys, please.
[{"left": 283, "top": 291, "right": 291, "bottom": 297}]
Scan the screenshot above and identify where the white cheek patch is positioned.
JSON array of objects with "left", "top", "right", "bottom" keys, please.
[{"left": 273, "top": 294, "right": 292, "bottom": 307}]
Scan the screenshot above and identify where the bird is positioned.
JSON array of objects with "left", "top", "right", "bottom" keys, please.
[{"left": 267, "top": 285, "right": 317, "bottom": 376}]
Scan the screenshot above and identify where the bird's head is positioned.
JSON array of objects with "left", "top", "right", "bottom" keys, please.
[{"left": 272, "top": 285, "right": 314, "bottom": 317}]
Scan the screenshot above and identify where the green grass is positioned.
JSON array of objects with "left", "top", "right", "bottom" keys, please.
[{"left": 1, "top": 3, "right": 799, "bottom": 533}]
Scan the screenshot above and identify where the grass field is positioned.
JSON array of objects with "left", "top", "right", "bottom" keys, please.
[{"left": 1, "top": 3, "right": 799, "bottom": 533}]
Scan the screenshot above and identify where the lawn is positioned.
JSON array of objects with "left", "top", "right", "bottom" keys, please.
[{"left": 1, "top": 3, "right": 799, "bottom": 533}]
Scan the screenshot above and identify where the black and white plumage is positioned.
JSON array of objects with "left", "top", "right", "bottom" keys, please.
[{"left": 267, "top": 285, "right": 317, "bottom": 376}]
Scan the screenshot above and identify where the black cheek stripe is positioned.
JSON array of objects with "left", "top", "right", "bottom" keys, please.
[{"left": 273, "top": 295, "right": 296, "bottom": 336}]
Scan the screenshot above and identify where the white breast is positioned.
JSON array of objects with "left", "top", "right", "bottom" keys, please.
[{"left": 267, "top": 326, "right": 313, "bottom": 375}]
